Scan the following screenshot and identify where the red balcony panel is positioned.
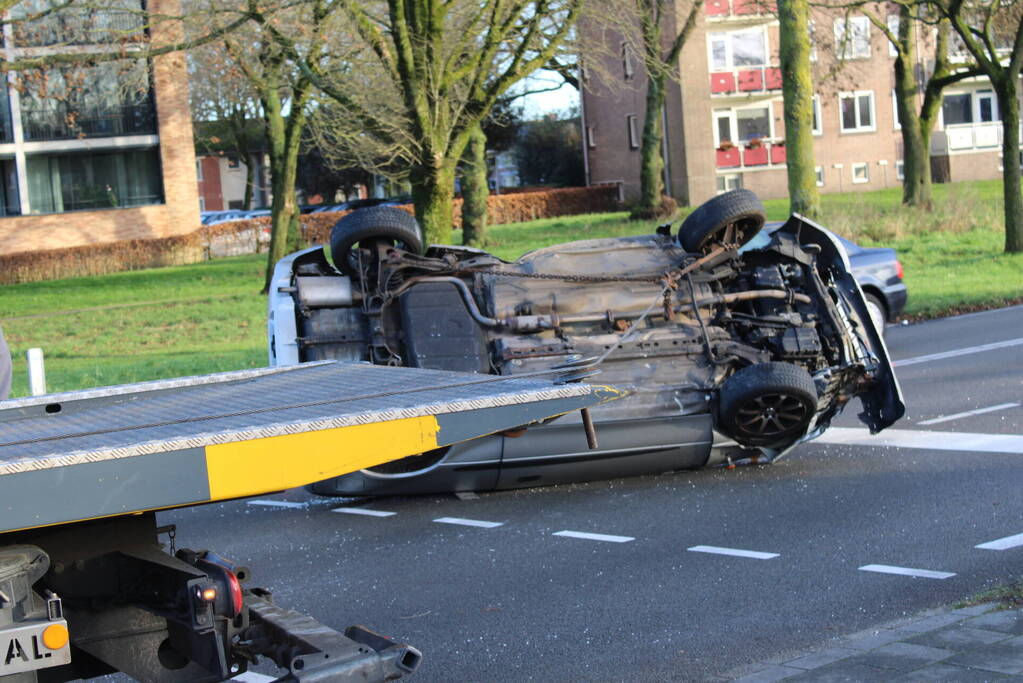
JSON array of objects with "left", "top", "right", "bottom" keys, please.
[
  {"left": 716, "top": 148, "right": 741, "bottom": 168},
  {"left": 705, "top": 0, "right": 729, "bottom": 15},
  {"left": 710, "top": 72, "right": 736, "bottom": 93},
  {"left": 770, "top": 144, "right": 787, "bottom": 164},
  {"left": 737, "top": 69, "right": 763, "bottom": 92},
  {"left": 765, "top": 67, "right": 783, "bottom": 90},
  {"left": 743, "top": 146, "right": 768, "bottom": 166}
]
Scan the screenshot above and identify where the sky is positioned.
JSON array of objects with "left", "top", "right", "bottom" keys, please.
[{"left": 516, "top": 69, "right": 580, "bottom": 118}]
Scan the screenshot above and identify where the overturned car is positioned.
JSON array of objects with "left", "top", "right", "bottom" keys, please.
[{"left": 268, "top": 189, "right": 904, "bottom": 496}]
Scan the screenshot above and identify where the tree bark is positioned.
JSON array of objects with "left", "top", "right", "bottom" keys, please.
[
  {"left": 778, "top": 0, "right": 820, "bottom": 219},
  {"left": 633, "top": 71, "right": 667, "bottom": 217},
  {"left": 460, "top": 123, "right": 489, "bottom": 246},
  {"left": 892, "top": 7, "right": 931, "bottom": 209},
  {"left": 996, "top": 78, "right": 1023, "bottom": 253},
  {"left": 410, "top": 161, "right": 458, "bottom": 246}
]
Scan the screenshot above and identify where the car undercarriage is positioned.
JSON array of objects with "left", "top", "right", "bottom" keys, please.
[{"left": 269, "top": 190, "right": 904, "bottom": 493}]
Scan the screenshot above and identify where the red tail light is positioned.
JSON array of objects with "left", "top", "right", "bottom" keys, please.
[
  {"left": 895, "top": 260, "right": 904, "bottom": 280},
  {"left": 225, "top": 570, "right": 243, "bottom": 617}
]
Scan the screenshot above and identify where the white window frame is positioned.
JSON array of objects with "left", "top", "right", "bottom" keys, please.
[
  {"left": 941, "top": 89, "right": 1000, "bottom": 127},
  {"left": 834, "top": 16, "right": 871, "bottom": 60},
  {"left": 716, "top": 174, "right": 742, "bottom": 194},
  {"left": 896, "top": 160, "right": 905, "bottom": 180},
  {"left": 812, "top": 95, "right": 823, "bottom": 136},
  {"left": 586, "top": 126, "right": 596, "bottom": 149},
  {"left": 887, "top": 14, "right": 900, "bottom": 57},
  {"left": 622, "top": 42, "right": 634, "bottom": 80},
  {"left": 808, "top": 20, "right": 818, "bottom": 62},
  {"left": 707, "top": 26, "right": 769, "bottom": 71},
  {"left": 852, "top": 162, "right": 870, "bottom": 184},
  {"left": 712, "top": 103, "right": 775, "bottom": 147},
  {"left": 196, "top": 158, "right": 203, "bottom": 181},
  {"left": 892, "top": 90, "right": 901, "bottom": 130},
  {"left": 199, "top": 196, "right": 205, "bottom": 211},
  {"left": 627, "top": 115, "right": 639, "bottom": 149},
  {"left": 839, "top": 90, "right": 876, "bottom": 133},
  {"left": 815, "top": 165, "right": 824, "bottom": 186}
]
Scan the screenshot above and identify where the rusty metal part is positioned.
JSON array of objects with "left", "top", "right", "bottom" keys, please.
[
  {"left": 581, "top": 408, "right": 598, "bottom": 449},
  {"left": 678, "top": 289, "right": 812, "bottom": 307}
]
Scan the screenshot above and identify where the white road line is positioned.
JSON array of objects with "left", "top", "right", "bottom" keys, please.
[
  {"left": 332, "top": 507, "right": 396, "bottom": 517},
  {"left": 976, "top": 532, "right": 1023, "bottom": 551},
  {"left": 553, "top": 530, "right": 634, "bottom": 543},
  {"left": 687, "top": 545, "right": 779, "bottom": 560},
  {"left": 813, "top": 428, "right": 1023, "bottom": 454},
  {"left": 232, "top": 672, "right": 276, "bottom": 682},
  {"left": 859, "top": 564, "right": 956, "bottom": 580},
  {"left": 434, "top": 517, "right": 503, "bottom": 528},
  {"left": 895, "top": 337, "right": 1023, "bottom": 367},
  {"left": 918, "top": 403, "right": 1020, "bottom": 426},
  {"left": 247, "top": 500, "right": 306, "bottom": 509}
]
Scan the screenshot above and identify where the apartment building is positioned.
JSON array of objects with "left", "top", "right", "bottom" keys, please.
[
  {"left": 0, "top": 0, "right": 198, "bottom": 255},
  {"left": 580, "top": 1, "right": 1010, "bottom": 205}
]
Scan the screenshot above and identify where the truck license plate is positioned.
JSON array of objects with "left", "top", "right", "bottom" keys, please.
[{"left": 1, "top": 619, "right": 71, "bottom": 676}]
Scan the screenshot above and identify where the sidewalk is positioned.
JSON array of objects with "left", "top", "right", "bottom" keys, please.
[{"left": 732, "top": 604, "right": 1023, "bottom": 681}]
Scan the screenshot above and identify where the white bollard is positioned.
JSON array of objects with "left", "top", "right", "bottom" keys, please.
[{"left": 26, "top": 348, "right": 46, "bottom": 396}]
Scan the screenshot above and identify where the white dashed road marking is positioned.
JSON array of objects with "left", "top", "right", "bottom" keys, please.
[
  {"left": 814, "top": 428, "right": 1023, "bottom": 454},
  {"left": 247, "top": 500, "right": 305, "bottom": 509},
  {"left": 895, "top": 337, "right": 1023, "bottom": 367},
  {"left": 333, "top": 507, "right": 397, "bottom": 517},
  {"left": 687, "top": 545, "right": 779, "bottom": 560},
  {"left": 976, "top": 532, "right": 1023, "bottom": 551},
  {"left": 553, "top": 530, "right": 634, "bottom": 543},
  {"left": 434, "top": 517, "right": 503, "bottom": 528},
  {"left": 918, "top": 403, "right": 1020, "bottom": 426},
  {"left": 859, "top": 564, "right": 956, "bottom": 580}
]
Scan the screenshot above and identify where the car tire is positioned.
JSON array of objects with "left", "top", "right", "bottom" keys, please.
[
  {"left": 864, "top": 293, "right": 887, "bottom": 338},
  {"left": 717, "top": 362, "right": 818, "bottom": 447},
  {"left": 678, "top": 189, "right": 766, "bottom": 253},
  {"left": 330, "top": 206, "right": 424, "bottom": 276}
]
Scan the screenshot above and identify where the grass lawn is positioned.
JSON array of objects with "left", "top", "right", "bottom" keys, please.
[{"left": 3, "top": 179, "right": 1021, "bottom": 397}]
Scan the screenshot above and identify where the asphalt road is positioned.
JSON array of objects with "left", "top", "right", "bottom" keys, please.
[{"left": 162, "top": 304, "right": 1023, "bottom": 682}]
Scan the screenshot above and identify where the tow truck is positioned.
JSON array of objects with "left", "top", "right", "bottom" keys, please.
[{"left": 0, "top": 361, "right": 616, "bottom": 682}]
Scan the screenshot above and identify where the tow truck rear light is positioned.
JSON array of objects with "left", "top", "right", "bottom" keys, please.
[
  {"left": 225, "top": 569, "right": 243, "bottom": 617},
  {"left": 895, "top": 260, "right": 904, "bottom": 280}
]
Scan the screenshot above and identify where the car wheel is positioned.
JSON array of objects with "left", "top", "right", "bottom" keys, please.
[
  {"left": 678, "top": 189, "right": 766, "bottom": 253},
  {"left": 330, "top": 206, "right": 424, "bottom": 276},
  {"left": 864, "top": 293, "right": 887, "bottom": 338},
  {"left": 717, "top": 362, "right": 818, "bottom": 448}
]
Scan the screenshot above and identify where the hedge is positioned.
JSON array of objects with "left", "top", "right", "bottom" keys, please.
[{"left": 1, "top": 186, "right": 621, "bottom": 284}]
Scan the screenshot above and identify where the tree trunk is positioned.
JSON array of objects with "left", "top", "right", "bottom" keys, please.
[
  {"left": 778, "top": 0, "right": 820, "bottom": 219},
  {"left": 997, "top": 78, "right": 1023, "bottom": 253},
  {"left": 410, "top": 162, "right": 457, "bottom": 246},
  {"left": 460, "top": 123, "right": 489, "bottom": 246},
  {"left": 633, "top": 72, "right": 667, "bottom": 218},
  {"left": 895, "top": 56, "right": 930, "bottom": 209}
]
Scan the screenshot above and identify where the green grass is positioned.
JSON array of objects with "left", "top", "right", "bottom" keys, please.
[{"left": 3, "top": 179, "right": 1021, "bottom": 397}]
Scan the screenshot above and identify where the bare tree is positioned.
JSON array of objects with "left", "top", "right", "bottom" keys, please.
[
  {"left": 254, "top": 0, "right": 583, "bottom": 245},
  {"left": 929, "top": 0, "right": 1023, "bottom": 252}
]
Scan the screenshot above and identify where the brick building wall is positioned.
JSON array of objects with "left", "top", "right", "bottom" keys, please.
[{"left": 0, "top": 0, "right": 199, "bottom": 255}]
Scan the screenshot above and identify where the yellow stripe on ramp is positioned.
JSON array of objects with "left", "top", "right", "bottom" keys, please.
[{"left": 205, "top": 416, "right": 440, "bottom": 501}]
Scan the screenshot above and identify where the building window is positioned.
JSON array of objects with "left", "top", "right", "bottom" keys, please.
[
  {"left": 896, "top": 160, "right": 905, "bottom": 180},
  {"left": 815, "top": 166, "right": 824, "bottom": 186},
  {"left": 834, "top": 16, "right": 871, "bottom": 59},
  {"left": 18, "top": 60, "right": 156, "bottom": 142},
  {"left": 714, "top": 105, "right": 773, "bottom": 147},
  {"left": 887, "top": 14, "right": 900, "bottom": 57},
  {"left": 839, "top": 91, "right": 875, "bottom": 132},
  {"left": 892, "top": 90, "right": 901, "bottom": 129},
  {"left": 9, "top": 0, "right": 145, "bottom": 48},
  {"left": 808, "top": 20, "right": 818, "bottom": 62},
  {"left": 198, "top": 196, "right": 205, "bottom": 211},
  {"left": 852, "top": 162, "right": 869, "bottom": 184},
  {"left": 227, "top": 156, "right": 241, "bottom": 169},
  {"left": 622, "top": 42, "right": 634, "bottom": 80},
  {"left": 196, "top": 158, "right": 203, "bottom": 182},
  {"left": 228, "top": 199, "right": 244, "bottom": 210},
  {"left": 716, "top": 174, "right": 742, "bottom": 193},
  {"left": 812, "top": 95, "right": 822, "bottom": 135},
  {"left": 0, "top": 159, "right": 21, "bottom": 216},
  {"left": 943, "top": 90, "right": 999, "bottom": 125},
  {"left": 708, "top": 28, "right": 767, "bottom": 70},
  {"left": 627, "top": 115, "right": 639, "bottom": 149},
  {"left": 586, "top": 125, "right": 596, "bottom": 149},
  {"left": 25, "top": 147, "right": 164, "bottom": 214}
]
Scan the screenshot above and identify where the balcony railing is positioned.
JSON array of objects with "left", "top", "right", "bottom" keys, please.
[
  {"left": 21, "top": 103, "right": 156, "bottom": 142},
  {"left": 706, "top": 0, "right": 777, "bottom": 18},
  {"left": 710, "top": 65, "right": 783, "bottom": 95},
  {"left": 944, "top": 122, "right": 1001, "bottom": 151},
  {"left": 716, "top": 138, "right": 786, "bottom": 169},
  {"left": 12, "top": 10, "right": 145, "bottom": 47}
]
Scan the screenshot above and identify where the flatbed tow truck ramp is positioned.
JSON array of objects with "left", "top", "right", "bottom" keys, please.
[{"left": 0, "top": 361, "right": 617, "bottom": 682}]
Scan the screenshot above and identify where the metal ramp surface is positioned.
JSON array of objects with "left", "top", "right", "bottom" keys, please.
[{"left": 0, "top": 362, "right": 616, "bottom": 534}]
